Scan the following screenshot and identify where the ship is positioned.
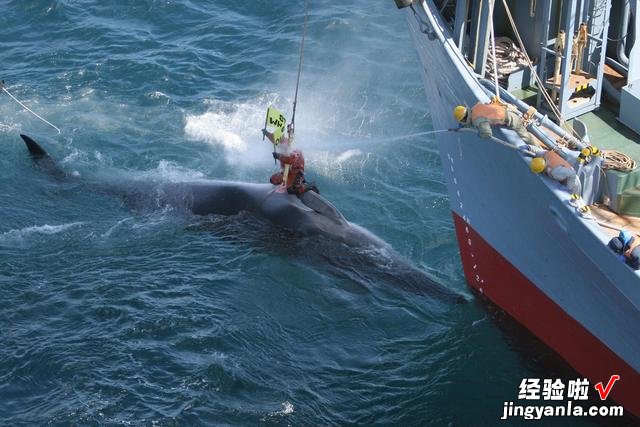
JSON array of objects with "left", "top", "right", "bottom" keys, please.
[{"left": 394, "top": 0, "right": 640, "bottom": 417}]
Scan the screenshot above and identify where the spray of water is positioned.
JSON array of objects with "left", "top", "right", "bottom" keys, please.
[{"left": 184, "top": 94, "right": 284, "bottom": 166}]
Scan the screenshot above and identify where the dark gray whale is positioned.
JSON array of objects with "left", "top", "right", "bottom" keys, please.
[{"left": 20, "top": 134, "right": 464, "bottom": 303}]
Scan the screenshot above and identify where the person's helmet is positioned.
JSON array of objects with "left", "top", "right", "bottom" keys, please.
[
  {"left": 530, "top": 157, "right": 546, "bottom": 174},
  {"left": 453, "top": 105, "right": 468, "bottom": 123}
]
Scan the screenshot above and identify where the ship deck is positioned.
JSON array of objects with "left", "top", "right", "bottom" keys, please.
[
  {"left": 511, "top": 86, "right": 640, "bottom": 237},
  {"left": 511, "top": 88, "right": 640, "bottom": 163},
  {"left": 591, "top": 204, "right": 640, "bottom": 236}
]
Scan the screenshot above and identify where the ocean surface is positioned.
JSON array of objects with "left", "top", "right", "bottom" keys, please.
[{"left": 0, "top": 1, "right": 626, "bottom": 425}]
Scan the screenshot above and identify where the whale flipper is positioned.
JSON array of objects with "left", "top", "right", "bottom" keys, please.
[{"left": 299, "top": 190, "right": 346, "bottom": 224}]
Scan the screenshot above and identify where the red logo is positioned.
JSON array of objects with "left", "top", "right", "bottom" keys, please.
[{"left": 594, "top": 375, "right": 620, "bottom": 400}]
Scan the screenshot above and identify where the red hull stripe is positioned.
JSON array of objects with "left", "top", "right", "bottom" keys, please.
[{"left": 452, "top": 212, "right": 640, "bottom": 417}]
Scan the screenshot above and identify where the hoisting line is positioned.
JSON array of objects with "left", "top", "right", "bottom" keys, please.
[
  {"left": 290, "top": 0, "right": 310, "bottom": 134},
  {"left": 488, "top": 0, "right": 501, "bottom": 102},
  {"left": 281, "top": 0, "right": 310, "bottom": 188},
  {"left": 501, "top": 0, "right": 578, "bottom": 140},
  {"left": 0, "top": 81, "right": 61, "bottom": 134}
]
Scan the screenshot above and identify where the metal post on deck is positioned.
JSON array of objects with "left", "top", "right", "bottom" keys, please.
[{"left": 557, "top": 0, "right": 578, "bottom": 123}]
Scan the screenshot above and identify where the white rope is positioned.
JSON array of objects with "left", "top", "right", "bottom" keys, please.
[
  {"left": 485, "top": 37, "right": 529, "bottom": 81},
  {"left": 488, "top": 0, "right": 500, "bottom": 100},
  {"left": 602, "top": 150, "right": 637, "bottom": 172},
  {"left": 501, "top": 0, "right": 566, "bottom": 127},
  {"left": 291, "top": 0, "right": 310, "bottom": 132},
  {"left": 1, "top": 86, "right": 61, "bottom": 134},
  {"left": 280, "top": 0, "right": 310, "bottom": 188}
]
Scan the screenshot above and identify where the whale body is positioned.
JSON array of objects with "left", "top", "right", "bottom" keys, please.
[{"left": 20, "top": 134, "right": 464, "bottom": 303}]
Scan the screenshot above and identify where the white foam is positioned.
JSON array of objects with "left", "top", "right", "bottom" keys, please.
[
  {"left": 62, "top": 148, "right": 88, "bottom": 165},
  {"left": 0, "top": 122, "right": 20, "bottom": 133},
  {"left": 280, "top": 401, "right": 294, "bottom": 415},
  {"left": 148, "top": 91, "right": 169, "bottom": 100},
  {"left": 1, "top": 222, "right": 85, "bottom": 240},
  {"left": 182, "top": 91, "right": 374, "bottom": 172},
  {"left": 185, "top": 111, "right": 247, "bottom": 152},
  {"left": 184, "top": 95, "right": 285, "bottom": 165},
  {"left": 268, "top": 401, "right": 294, "bottom": 417}
]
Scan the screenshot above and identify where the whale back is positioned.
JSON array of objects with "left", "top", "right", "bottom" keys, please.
[{"left": 188, "top": 181, "right": 269, "bottom": 216}]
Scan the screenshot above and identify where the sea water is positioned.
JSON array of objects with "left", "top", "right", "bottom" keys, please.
[{"left": 0, "top": 1, "right": 605, "bottom": 425}]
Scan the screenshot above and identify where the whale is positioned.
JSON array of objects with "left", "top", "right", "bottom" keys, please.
[{"left": 20, "top": 133, "right": 465, "bottom": 303}]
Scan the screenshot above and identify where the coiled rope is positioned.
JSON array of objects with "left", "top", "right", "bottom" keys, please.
[
  {"left": 602, "top": 150, "right": 637, "bottom": 172},
  {"left": 485, "top": 37, "right": 529, "bottom": 85}
]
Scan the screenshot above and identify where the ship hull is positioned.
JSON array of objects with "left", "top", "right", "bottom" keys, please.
[
  {"left": 453, "top": 212, "right": 640, "bottom": 415},
  {"left": 405, "top": 0, "right": 640, "bottom": 416}
]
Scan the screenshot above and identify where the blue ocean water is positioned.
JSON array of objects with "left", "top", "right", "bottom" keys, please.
[{"left": 0, "top": 1, "right": 620, "bottom": 425}]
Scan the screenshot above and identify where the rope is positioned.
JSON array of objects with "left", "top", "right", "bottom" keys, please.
[
  {"left": 282, "top": 0, "right": 310, "bottom": 188},
  {"left": 501, "top": 0, "right": 581, "bottom": 140},
  {"left": 1, "top": 83, "right": 61, "bottom": 134},
  {"left": 485, "top": 37, "right": 529, "bottom": 84},
  {"left": 498, "top": 2, "right": 638, "bottom": 178},
  {"left": 291, "top": 0, "right": 310, "bottom": 131},
  {"left": 601, "top": 150, "right": 637, "bottom": 172},
  {"left": 488, "top": 0, "right": 500, "bottom": 100},
  {"left": 529, "top": 0, "right": 536, "bottom": 17}
]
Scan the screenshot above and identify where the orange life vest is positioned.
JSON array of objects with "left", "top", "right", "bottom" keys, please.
[
  {"left": 470, "top": 102, "right": 507, "bottom": 125},
  {"left": 272, "top": 150, "right": 305, "bottom": 188}
]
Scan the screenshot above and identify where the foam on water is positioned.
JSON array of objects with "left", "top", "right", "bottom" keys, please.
[
  {"left": 148, "top": 91, "right": 170, "bottom": 101},
  {"left": 185, "top": 110, "right": 247, "bottom": 152},
  {"left": 0, "top": 222, "right": 85, "bottom": 241},
  {"left": 274, "top": 401, "right": 294, "bottom": 416},
  {"left": 184, "top": 94, "right": 283, "bottom": 165},
  {"left": 0, "top": 122, "right": 20, "bottom": 133}
]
